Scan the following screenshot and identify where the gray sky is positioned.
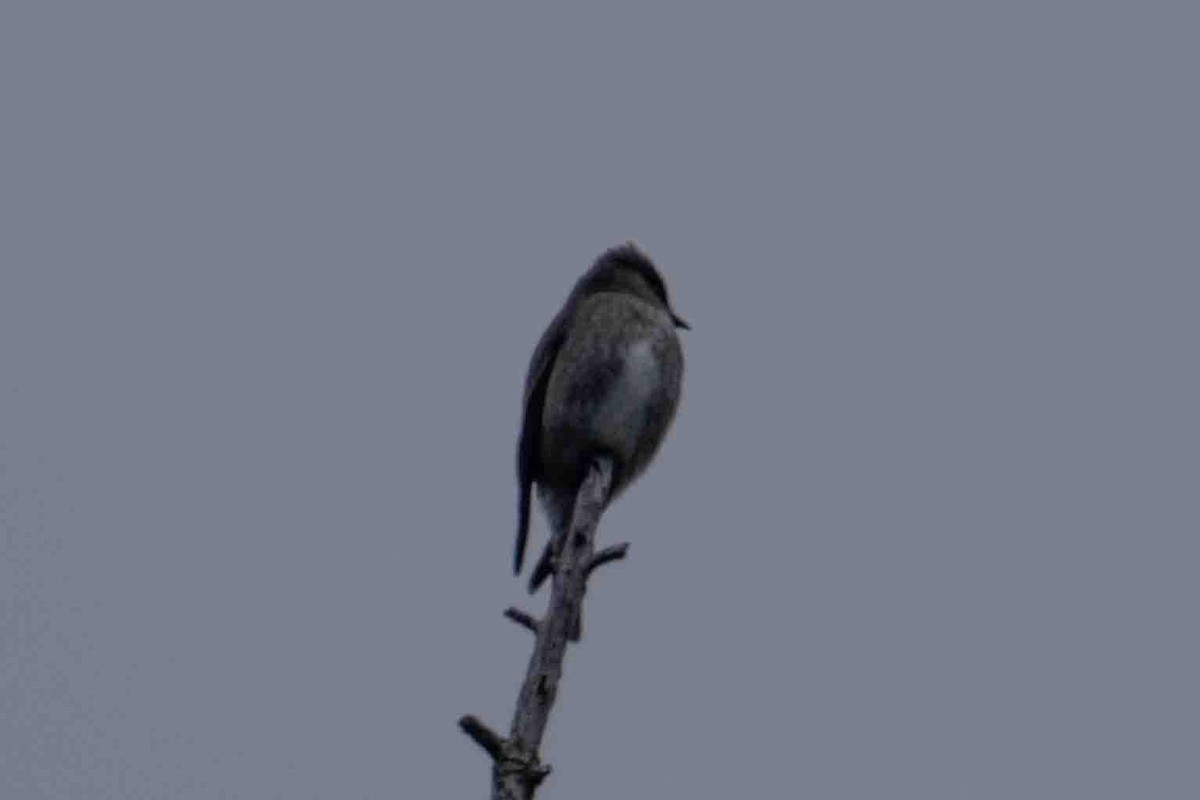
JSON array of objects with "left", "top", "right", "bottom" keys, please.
[{"left": 2, "top": 3, "right": 1197, "bottom": 798}]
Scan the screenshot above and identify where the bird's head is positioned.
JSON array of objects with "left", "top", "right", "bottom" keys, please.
[{"left": 576, "top": 241, "right": 690, "bottom": 329}]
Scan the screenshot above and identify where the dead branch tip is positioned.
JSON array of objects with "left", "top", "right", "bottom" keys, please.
[
  {"left": 585, "top": 542, "right": 630, "bottom": 577},
  {"left": 458, "top": 715, "right": 506, "bottom": 762},
  {"left": 504, "top": 607, "right": 540, "bottom": 634}
]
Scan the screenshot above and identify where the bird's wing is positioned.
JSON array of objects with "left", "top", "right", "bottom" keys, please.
[{"left": 514, "top": 314, "right": 567, "bottom": 574}]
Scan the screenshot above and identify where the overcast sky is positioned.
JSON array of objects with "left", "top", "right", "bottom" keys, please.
[{"left": 2, "top": 3, "right": 1197, "bottom": 798}]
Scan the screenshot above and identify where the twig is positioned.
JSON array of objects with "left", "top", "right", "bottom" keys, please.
[
  {"left": 585, "top": 542, "right": 630, "bottom": 577},
  {"left": 503, "top": 607, "right": 540, "bottom": 634},
  {"left": 459, "top": 715, "right": 506, "bottom": 762}
]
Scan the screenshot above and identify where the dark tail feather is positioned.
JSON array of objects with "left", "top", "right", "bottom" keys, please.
[{"left": 514, "top": 483, "right": 532, "bottom": 575}]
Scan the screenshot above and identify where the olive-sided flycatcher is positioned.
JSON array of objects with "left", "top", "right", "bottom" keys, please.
[{"left": 515, "top": 242, "right": 687, "bottom": 592}]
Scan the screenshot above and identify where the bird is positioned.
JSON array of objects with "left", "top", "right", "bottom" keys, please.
[{"left": 514, "top": 242, "right": 687, "bottom": 594}]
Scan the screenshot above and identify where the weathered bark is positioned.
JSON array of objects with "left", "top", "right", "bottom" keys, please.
[{"left": 459, "top": 457, "right": 627, "bottom": 799}]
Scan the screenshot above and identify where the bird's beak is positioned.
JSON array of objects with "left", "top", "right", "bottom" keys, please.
[{"left": 671, "top": 312, "right": 690, "bottom": 330}]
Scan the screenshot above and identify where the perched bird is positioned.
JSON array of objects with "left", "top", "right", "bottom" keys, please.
[{"left": 515, "top": 242, "right": 688, "bottom": 593}]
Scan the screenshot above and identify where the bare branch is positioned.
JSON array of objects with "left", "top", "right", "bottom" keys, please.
[
  {"left": 503, "top": 607, "right": 540, "bottom": 634},
  {"left": 461, "top": 457, "right": 615, "bottom": 799},
  {"left": 585, "top": 542, "right": 630, "bottom": 577},
  {"left": 458, "top": 715, "right": 506, "bottom": 761},
  {"left": 507, "top": 458, "right": 612, "bottom": 757},
  {"left": 457, "top": 715, "right": 551, "bottom": 799}
]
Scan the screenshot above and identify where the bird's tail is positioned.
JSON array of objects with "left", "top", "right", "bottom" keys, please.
[{"left": 514, "top": 483, "right": 532, "bottom": 575}]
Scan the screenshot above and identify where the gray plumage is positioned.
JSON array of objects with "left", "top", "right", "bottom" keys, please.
[{"left": 515, "top": 242, "right": 687, "bottom": 592}]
